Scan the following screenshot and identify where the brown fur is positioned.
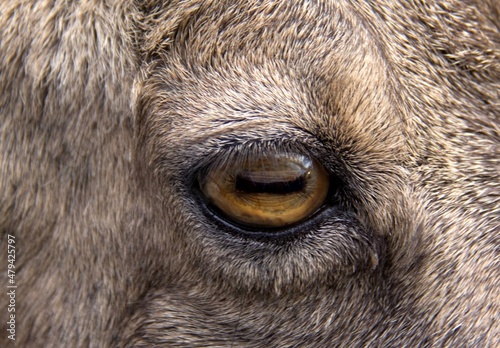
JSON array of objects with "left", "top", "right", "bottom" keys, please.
[{"left": 1, "top": 0, "right": 499, "bottom": 346}]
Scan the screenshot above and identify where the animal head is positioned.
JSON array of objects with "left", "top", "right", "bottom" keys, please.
[{"left": 1, "top": 1, "right": 498, "bottom": 346}]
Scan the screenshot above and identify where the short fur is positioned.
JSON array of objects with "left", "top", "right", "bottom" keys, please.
[{"left": 0, "top": 0, "right": 499, "bottom": 346}]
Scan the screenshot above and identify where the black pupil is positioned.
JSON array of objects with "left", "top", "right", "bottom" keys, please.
[{"left": 235, "top": 173, "right": 306, "bottom": 194}]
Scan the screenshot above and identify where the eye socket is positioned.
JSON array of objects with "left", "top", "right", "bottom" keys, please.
[{"left": 199, "top": 153, "right": 329, "bottom": 229}]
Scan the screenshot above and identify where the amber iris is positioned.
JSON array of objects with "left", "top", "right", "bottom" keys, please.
[{"left": 200, "top": 153, "right": 329, "bottom": 228}]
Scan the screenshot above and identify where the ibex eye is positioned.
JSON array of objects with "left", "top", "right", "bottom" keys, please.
[{"left": 199, "top": 153, "right": 329, "bottom": 229}]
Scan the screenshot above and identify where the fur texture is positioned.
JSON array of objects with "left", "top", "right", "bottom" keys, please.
[{"left": 0, "top": 0, "right": 499, "bottom": 346}]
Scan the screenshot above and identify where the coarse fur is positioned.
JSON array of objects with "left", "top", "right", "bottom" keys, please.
[{"left": 0, "top": 0, "right": 499, "bottom": 346}]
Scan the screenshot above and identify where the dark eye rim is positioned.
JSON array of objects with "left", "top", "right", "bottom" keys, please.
[
  {"left": 192, "top": 184, "right": 342, "bottom": 243},
  {"left": 191, "top": 166, "right": 345, "bottom": 243}
]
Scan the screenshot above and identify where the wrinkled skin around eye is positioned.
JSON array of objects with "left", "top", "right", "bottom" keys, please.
[{"left": 200, "top": 153, "right": 329, "bottom": 228}]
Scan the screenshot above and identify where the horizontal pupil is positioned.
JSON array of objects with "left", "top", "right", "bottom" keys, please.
[{"left": 235, "top": 174, "right": 306, "bottom": 194}]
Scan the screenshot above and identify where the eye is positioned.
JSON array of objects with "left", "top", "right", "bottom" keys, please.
[{"left": 199, "top": 153, "right": 329, "bottom": 229}]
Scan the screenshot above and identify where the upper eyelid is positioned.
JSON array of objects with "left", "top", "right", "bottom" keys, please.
[{"left": 191, "top": 140, "right": 325, "bottom": 181}]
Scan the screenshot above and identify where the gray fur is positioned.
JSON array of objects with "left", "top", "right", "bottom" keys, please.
[{"left": 0, "top": 0, "right": 499, "bottom": 347}]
